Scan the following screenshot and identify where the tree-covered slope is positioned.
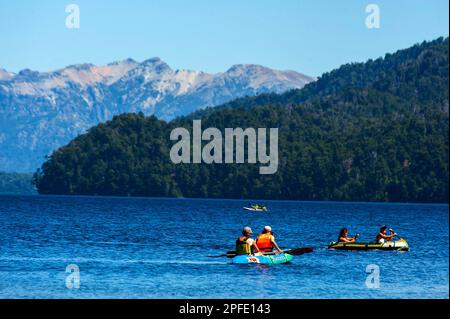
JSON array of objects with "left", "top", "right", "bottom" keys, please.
[
  {"left": 192, "top": 37, "right": 449, "bottom": 117},
  {"left": 34, "top": 38, "right": 449, "bottom": 202}
]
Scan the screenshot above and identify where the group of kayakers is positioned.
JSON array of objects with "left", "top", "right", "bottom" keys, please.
[
  {"left": 236, "top": 226, "right": 282, "bottom": 256},
  {"left": 235, "top": 225, "right": 399, "bottom": 255},
  {"left": 338, "top": 225, "right": 398, "bottom": 244}
]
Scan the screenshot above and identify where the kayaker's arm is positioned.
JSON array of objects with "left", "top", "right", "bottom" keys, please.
[
  {"left": 378, "top": 232, "right": 397, "bottom": 241},
  {"left": 271, "top": 238, "right": 283, "bottom": 253},
  {"left": 339, "top": 236, "right": 356, "bottom": 242},
  {"left": 252, "top": 241, "right": 261, "bottom": 253},
  {"left": 388, "top": 229, "right": 398, "bottom": 239},
  {"left": 388, "top": 233, "right": 398, "bottom": 240}
]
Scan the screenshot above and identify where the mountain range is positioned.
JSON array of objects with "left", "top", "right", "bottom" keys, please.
[
  {"left": 34, "top": 38, "right": 449, "bottom": 203},
  {"left": 0, "top": 59, "right": 313, "bottom": 172}
]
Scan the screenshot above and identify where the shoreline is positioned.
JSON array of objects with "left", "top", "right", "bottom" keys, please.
[{"left": 1, "top": 193, "right": 448, "bottom": 206}]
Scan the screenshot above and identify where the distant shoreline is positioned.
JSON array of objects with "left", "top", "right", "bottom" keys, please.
[{"left": 1, "top": 193, "right": 448, "bottom": 206}]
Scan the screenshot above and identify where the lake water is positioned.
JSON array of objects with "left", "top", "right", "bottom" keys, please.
[{"left": 0, "top": 195, "right": 448, "bottom": 299}]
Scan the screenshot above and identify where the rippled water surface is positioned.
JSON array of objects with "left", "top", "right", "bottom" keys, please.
[{"left": 0, "top": 195, "right": 448, "bottom": 298}]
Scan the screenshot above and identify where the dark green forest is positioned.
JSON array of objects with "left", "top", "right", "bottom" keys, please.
[{"left": 34, "top": 38, "right": 449, "bottom": 202}]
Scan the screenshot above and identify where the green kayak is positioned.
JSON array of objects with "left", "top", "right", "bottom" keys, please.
[{"left": 328, "top": 238, "right": 410, "bottom": 251}]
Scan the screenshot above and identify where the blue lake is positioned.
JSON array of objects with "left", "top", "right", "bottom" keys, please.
[{"left": 0, "top": 195, "right": 448, "bottom": 298}]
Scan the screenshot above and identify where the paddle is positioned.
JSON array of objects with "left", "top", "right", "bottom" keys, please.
[
  {"left": 258, "top": 246, "right": 314, "bottom": 256},
  {"left": 284, "top": 246, "right": 314, "bottom": 255},
  {"left": 207, "top": 253, "right": 232, "bottom": 258},
  {"left": 393, "top": 234, "right": 405, "bottom": 240},
  {"left": 387, "top": 227, "right": 404, "bottom": 239},
  {"left": 206, "top": 250, "right": 240, "bottom": 258},
  {"left": 206, "top": 246, "right": 314, "bottom": 258}
]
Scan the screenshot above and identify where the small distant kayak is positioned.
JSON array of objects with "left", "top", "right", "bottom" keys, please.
[
  {"left": 232, "top": 253, "right": 293, "bottom": 264},
  {"left": 328, "top": 238, "right": 410, "bottom": 251},
  {"left": 243, "top": 207, "right": 267, "bottom": 212}
]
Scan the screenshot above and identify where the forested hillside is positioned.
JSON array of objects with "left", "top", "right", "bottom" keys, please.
[{"left": 34, "top": 38, "right": 449, "bottom": 202}]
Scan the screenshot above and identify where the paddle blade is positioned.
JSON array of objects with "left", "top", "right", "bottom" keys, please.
[
  {"left": 226, "top": 251, "right": 236, "bottom": 258},
  {"left": 286, "top": 247, "right": 314, "bottom": 255}
]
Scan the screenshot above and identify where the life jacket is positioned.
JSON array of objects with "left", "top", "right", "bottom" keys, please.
[
  {"left": 236, "top": 237, "right": 252, "bottom": 255},
  {"left": 256, "top": 232, "right": 273, "bottom": 252}
]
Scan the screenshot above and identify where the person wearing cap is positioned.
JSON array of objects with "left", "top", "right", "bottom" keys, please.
[
  {"left": 256, "top": 226, "right": 283, "bottom": 253},
  {"left": 235, "top": 226, "right": 262, "bottom": 255},
  {"left": 376, "top": 225, "right": 397, "bottom": 243}
]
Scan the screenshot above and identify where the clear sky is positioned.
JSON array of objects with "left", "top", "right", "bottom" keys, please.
[{"left": 0, "top": 0, "right": 448, "bottom": 77}]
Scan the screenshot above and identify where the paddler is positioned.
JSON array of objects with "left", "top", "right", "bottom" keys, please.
[
  {"left": 255, "top": 226, "right": 283, "bottom": 253},
  {"left": 236, "top": 226, "right": 262, "bottom": 255},
  {"left": 376, "top": 225, "right": 397, "bottom": 243},
  {"left": 337, "top": 228, "right": 359, "bottom": 242}
]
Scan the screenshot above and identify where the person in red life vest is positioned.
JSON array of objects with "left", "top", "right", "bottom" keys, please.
[{"left": 256, "top": 226, "right": 283, "bottom": 254}]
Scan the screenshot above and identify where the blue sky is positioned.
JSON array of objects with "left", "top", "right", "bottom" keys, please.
[{"left": 0, "top": 0, "right": 448, "bottom": 77}]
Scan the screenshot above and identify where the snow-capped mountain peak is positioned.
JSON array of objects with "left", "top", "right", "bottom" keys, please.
[{"left": 0, "top": 68, "right": 15, "bottom": 81}]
